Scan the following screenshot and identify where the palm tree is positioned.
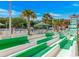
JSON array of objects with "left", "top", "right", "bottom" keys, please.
[
  {"left": 42, "top": 13, "right": 53, "bottom": 24},
  {"left": 52, "top": 19, "right": 63, "bottom": 32},
  {"left": 42, "top": 13, "right": 53, "bottom": 32},
  {"left": 52, "top": 19, "right": 59, "bottom": 31},
  {"left": 22, "top": 10, "right": 36, "bottom": 35}
]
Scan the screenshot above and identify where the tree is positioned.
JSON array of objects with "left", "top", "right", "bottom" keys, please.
[
  {"left": 42, "top": 13, "right": 53, "bottom": 24},
  {"left": 0, "top": 17, "right": 8, "bottom": 28},
  {"left": 22, "top": 10, "right": 36, "bottom": 35},
  {"left": 52, "top": 19, "right": 59, "bottom": 31},
  {"left": 42, "top": 13, "right": 53, "bottom": 31},
  {"left": 52, "top": 18, "right": 66, "bottom": 32},
  {"left": 12, "top": 17, "right": 27, "bottom": 28}
]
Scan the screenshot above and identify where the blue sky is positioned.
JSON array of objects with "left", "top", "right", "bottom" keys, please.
[{"left": 0, "top": 1, "right": 79, "bottom": 20}]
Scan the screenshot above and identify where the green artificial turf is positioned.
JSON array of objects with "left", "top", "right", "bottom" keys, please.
[
  {"left": 15, "top": 43, "right": 48, "bottom": 57},
  {"left": 0, "top": 36, "right": 29, "bottom": 50},
  {"left": 37, "top": 36, "right": 53, "bottom": 44}
]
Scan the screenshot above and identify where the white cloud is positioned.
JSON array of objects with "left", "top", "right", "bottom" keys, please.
[
  {"left": 12, "top": 10, "right": 21, "bottom": 15},
  {"left": 34, "top": 16, "right": 42, "bottom": 21},
  {"left": 0, "top": 9, "right": 8, "bottom": 16},
  {"left": 0, "top": 8, "right": 20, "bottom": 17},
  {"left": 49, "top": 13, "right": 69, "bottom": 19},
  {"left": 37, "top": 16, "right": 42, "bottom": 20},
  {"left": 35, "top": 13, "right": 63, "bottom": 20},
  {"left": 73, "top": 3, "right": 79, "bottom": 7},
  {"left": 36, "top": 13, "right": 41, "bottom": 15},
  {"left": 0, "top": 9, "right": 8, "bottom": 12},
  {"left": 49, "top": 13, "right": 62, "bottom": 17}
]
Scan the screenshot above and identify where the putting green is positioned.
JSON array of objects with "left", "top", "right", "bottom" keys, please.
[
  {"left": 14, "top": 43, "right": 49, "bottom": 57},
  {"left": 0, "top": 36, "right": 29, "bottom": 50},
  {"left": 37, "top": 36, "right": 53, "bottom": 44}
]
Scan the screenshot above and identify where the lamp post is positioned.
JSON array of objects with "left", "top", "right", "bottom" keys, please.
[
  {"left": 0, "top": 1, "right": 12, "bottom": 38},
  {"left": 8, "top": 1, "right": 12, "bottom": 37}
]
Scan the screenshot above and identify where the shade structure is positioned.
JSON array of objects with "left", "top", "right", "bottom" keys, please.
[
  {"left": 34, "top": 22, "right": 50, "bottom": 29},
  {"left": 0, "top": 23, "right": 5, "bottom": 26}
]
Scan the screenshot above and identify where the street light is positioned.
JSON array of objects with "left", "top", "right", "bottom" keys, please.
[{"left": 8, "top": 1, "right": 12, "bottom": 37}]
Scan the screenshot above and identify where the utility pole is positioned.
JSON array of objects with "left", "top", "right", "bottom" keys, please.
[{"left": 8, "top": 1, "right": 12, "bottom": 38}]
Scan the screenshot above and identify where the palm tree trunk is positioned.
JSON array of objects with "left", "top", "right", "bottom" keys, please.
[
  {"left": 27, "top": 17, "right": 30, "bottom": 35},
  {"left": 53, "top": 25, "right": 56, "bottom": 31}
]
